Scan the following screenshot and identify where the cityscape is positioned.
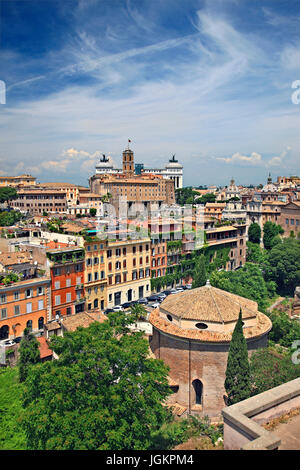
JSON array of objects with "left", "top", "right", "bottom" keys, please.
[{"left": 0, "top": 0, "right": 300, "bottom": 456}]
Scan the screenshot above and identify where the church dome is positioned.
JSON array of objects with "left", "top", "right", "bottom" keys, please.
[{"left": 149, "top": 284, "right": 272, "bottom": 343}]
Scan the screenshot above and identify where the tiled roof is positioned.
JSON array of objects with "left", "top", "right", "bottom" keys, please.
[
  {"left": 37, "top": 336, "right": 53, "bottom": 359},
  {"left": 61, "top": 311, "right": 107, "bottom": 332},
  {"left": 159, "top": 285, "right": 258, "bottom": 323},
  {"left": 0, "top": 252, "right": 31, "bottom": 266},
  {"left": 150, "top": 308, "right": 272, "bottom": 344}
]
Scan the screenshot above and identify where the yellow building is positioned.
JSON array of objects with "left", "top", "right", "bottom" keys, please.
[
  {"left": 0, "top": 174, "right": 36, "bottom": 187},
  {"left": 84, "top": 239, "right": 107, "bottom": 311},
  {"left": 106, "top": 237, "right": 151, "bottom": 307}
]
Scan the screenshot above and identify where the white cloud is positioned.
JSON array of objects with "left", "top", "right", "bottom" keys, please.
[{"left": 217, "top": 152, "right": 262, "bottom": 165}]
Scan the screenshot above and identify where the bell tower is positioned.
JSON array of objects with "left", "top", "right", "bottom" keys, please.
[{"left": 122, "top": 145, "right": 134, "bottom": 174}]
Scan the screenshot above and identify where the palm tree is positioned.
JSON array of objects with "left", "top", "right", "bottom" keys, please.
[{"left": 129, "top": 304, "right": 147, "bottom": 329}]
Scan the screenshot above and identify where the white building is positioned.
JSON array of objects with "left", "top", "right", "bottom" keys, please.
[{"left": 95, "top": 153, "right": 183, "bottom": 189}]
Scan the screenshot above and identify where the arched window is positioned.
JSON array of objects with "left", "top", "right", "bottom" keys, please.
[
  {"left": 195, "top": 322, "right": 208, "bottom": 330},
  {"left": 0, "top": 325, "right": 9, "bottom": 340},
  {"left": 94, "top": 299, "right": 98, "bottom": 309},
  {"left": 192, "top": 379, "right": 203, "bottom": 405},
  {"left": 167, "top": 314, "right": 173, "bottom": 322},
  {"left": 26, "top": 320, "right": 32, "bottom": 332},
  {"left": 38, "top": 317, "right": 44, "bottom": 330}
]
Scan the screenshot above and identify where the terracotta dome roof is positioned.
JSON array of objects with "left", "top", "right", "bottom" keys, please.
[{"left": 159, "top": 284, "right": 258, "bottom": 323}]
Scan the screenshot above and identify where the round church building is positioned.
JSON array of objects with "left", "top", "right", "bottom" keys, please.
[{"left": 149, "top": 282, "right": 272, "bottom": 419}]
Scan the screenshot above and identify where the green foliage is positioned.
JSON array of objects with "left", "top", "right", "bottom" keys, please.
[
  {"left": 263, "top": 221, "right": 283, "bottom": 250},
  {"left": 18, "top": 328, "right": 40, "bottom": 383},
  {"left": 20, "top": 316, "right": 171, "bottom": 450},
  {"left": 192, "top": 254, "right": 207, "bottom": 288},
  {"left": 129, "top": 303, "right": 147, "bottom": 326},
  {"left": 210, "top": 262, "right": 274, "bottom": 311},
  {"left": 0, "top": 210, "right": 23, "bottom": 227},
  {"left": 246, "top": 241, "right": 268, "bottom": 265},
  {"left": 0, "top": 368, "right": 26, "bottom": 450},
  {"left": 250, "top": 347, "right": 300, "bottom": 396},
  {"left": 175, "top": 187, "right": 199, "bottom": 205},
  {"left": 248, "top": 223, "right": 261, "bottom": 244},
  {"left": 0, "top": 187, "right": 18, "bottom": 204},
  {"left": 225, "top": 309, "right": 251, "bottom": 405},
  {"left": 89, "top": 208, "right": 97, "bottom": 217},
  {"left": 151, "top": 415, "right": 223, "bottom": 449},
  {"left": 264, "top": 238, "right": 300, "bottom": 296},
  {"left": 267, "top": 310, "right": 300, "bottom": 348}
]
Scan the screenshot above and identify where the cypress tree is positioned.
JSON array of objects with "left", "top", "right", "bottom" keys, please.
[
  {"left": 224, "top": 309, "right": 251, "bottom": 405},
  {"left": 192, "top": 254, "right": 207, "bottom": 288}
]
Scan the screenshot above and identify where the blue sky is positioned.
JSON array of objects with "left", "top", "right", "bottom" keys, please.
[{"left": 0, "top": 0, "right": 300, "bottom": 187}]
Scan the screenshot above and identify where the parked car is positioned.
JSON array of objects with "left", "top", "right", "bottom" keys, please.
[
  {"left": 169, "top": 289, "right": 178, "bottom": 294},
  {"left": 13, "top": 337, "right": 22, "bottom": 344},
  {"left": 147, "top": 295, "right": 161, "bottom": 301},
  {"left": 185, "top": 284, "right": 192, "bottom": 289},
  {"left": 157, "top": 293, "right": 166, "bottom": 300},
  {"left": 104, "top": 308, "right": 115, "bottom": 315},
  {"left": 151, "top": 302, "right": 161, "bottom": 309},
  {"left": 2, "top": 339, "right": 15, "bottom": 346},
  {"left": 137, "top": 297, "right": 148, "bottom": 304},
  {"left": 162, "top": 290, "right": 172, "bottom": 296},
  {"left": 112, "top": 305, "right": 124, "bottom": 312},
  {"left": 122, "top": 302, "right": 132, "bottom": 309},
  {"left": 176, "top": 287, "right": 184, "bottom": 292}
]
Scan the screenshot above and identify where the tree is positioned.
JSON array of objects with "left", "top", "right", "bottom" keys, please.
[
  {"left": 192, "top": 254, "right": 207, "bottom": 288},
  {"left": 0, "top": 187, "right": 18, "bottom": 204},
  {"left": 18, "top": 328, "right": 40, "bottom": 383},
  {"left": 210, "top": 263, "right": 275, "bottom": 311},
  {"left": 263, "top": 221, "right": 283, "bottom": 250},
  {"left": 225, "top": 309, "right": 251, "bottom": 405},
  {"left": 89, "top": 208, "right": 97, "bottom": 217},
  {"left": 248, "top": 223, "right": 261, "bottom": 244},
  {"left": 20, "top": 315, "right": 171, "bottom": 450},
  {"left": 129, "top": 303, "right": 147, "bottom": 328},
  {"left": 264, "top": 238, "right": 300, "bottom": 296},
  {"left": 250, "top": 348, "right": 300, "bottom": 396}
]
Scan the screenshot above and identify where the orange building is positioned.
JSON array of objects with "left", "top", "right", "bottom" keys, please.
[
  {"left": 46, "top": 247, "right": 85, "bottom": 319},
  {"left": 0, "top": 277, "right": 50, "bottom": 340}
]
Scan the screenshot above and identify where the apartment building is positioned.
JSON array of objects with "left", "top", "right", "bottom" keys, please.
[
  {"left": 0, "top": 277, "right": 50, "bottom": 340},
  {"left": 46, "top": 247, "right": 85, "bottom": 319},
  {"left": 84, "top": 239, "right": 107, "bottom": 311},
  {"left": 0, "top": 174, "right": 36, "bottom": 187},
  {"left": 280, "top": 201, "right": 300, "bottom": 237},
  {"left": 13, "top": 188, "right": 67, "bottom": 215},
  {"left": 106, "top": 237, "right": 151, "bottom": 307}
]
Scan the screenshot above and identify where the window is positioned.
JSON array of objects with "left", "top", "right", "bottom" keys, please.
[
  {"left": 66, "top": 307, "right": 72, "bottom": 315},
  {"left": 76, "top": 277, "right": 81, "bottom": 285},
  {"left": 54, "top": 267, "right": 61, "bottom": 276},
  {"left": 123, "top": 247, "right": 127, "bottom": 255},
  {"left": 133, "top": 258, "right": 136, "bottom": 267},
  {"left": 87, "top": 245, "right": 91, "bottom": 251},
  {"left": 107, "top": 250, "right": 112, "bottom": 258},
  {"left": 139, "top": 245, "right": 143, "bottom": 253},
  {"left": 286, "top": 218, "right": 289, "bottom": 225},
  {"left": 66, "top": 293, "right": 71, "bottom": 303},
  {"left": 123, "top": 260, "right": 126, "bottom": 268},
  {"left": 26, "top": 302, "right": 32, "bottom": 313},
  {"left": 116, "top": 248, "right": 121, "bottom": 257},
  {"left": 109, "top": 294, "right": 112, "bottom": 302},
  {"left": 86, "top": 258, "right": 92, "bottom": 266},
  {"left": 133, "top": 247, "right": 136, "bottom": 254},
  {"left": 38, "top": 299, "right": 44, "bottom": 310},
  {"left": 101, "top": 271, "right": 105, "bottom": 279},
  {"left": 14, "top": 291, "right": 19, "bottom": 301},
  {"left": 195, "top": 322, "right": 208, "bottom": 330},
  {"left": 54, "top": 281, "right": 60, "bottom": 289},
  {"left": 26, "top": 320, "right": 32, "bottom": 332},
  {"left": 94, "top": 257, "right": 99, "bottom": 265},
  {"left": 0, "top": 294, "right": 6, "bottom": 304},
  {"left": 108, "top": 262, "right": 112, "bottom": 271},
  {"left": 140, "top": 257, "right": 143, "bottom": 265},
  {"left": 76, "top": 264, "right": 82, "bottom": 272},
  {"left": 38, "top": 317, "right": 44, "bottom": 329},
  {"left": 14, "top": 305, "right": 20, "bottom": 316},
  {"left": 55, "top": 296, "right": 61, "bottom": 306},
  {"left": 94, "top": 272, "right": 99, "bottom": 281},
  {"left": 291, "top": 219, "right": 295, "bottom": 225},
  {"left": 26, "top": 289, "right": 33, "bottom": 298},
  {"left": 115, "top": 261, "right": 121, "bottom": 270},
  {"left": 1, "top": 308, "right": 7, "bottom": 319},
  {"left": 88, "top": 273, "right": 92, "bottom": 282},
  {"left": 94, "top": 245, "right": 98, "bottom": 251},
  {"left": 139, "top": 269, "right": 144, "bottom": 279},
  {"left": 38, "top": 286, "right": 44, "bottom": 296},
  {"left": 66, "top": 279, "right": 71, "bottom": 287}
]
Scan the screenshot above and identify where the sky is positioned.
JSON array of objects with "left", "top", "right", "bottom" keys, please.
[{"left": 0, "top": 0, "right": 300, "bottom": 187}]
